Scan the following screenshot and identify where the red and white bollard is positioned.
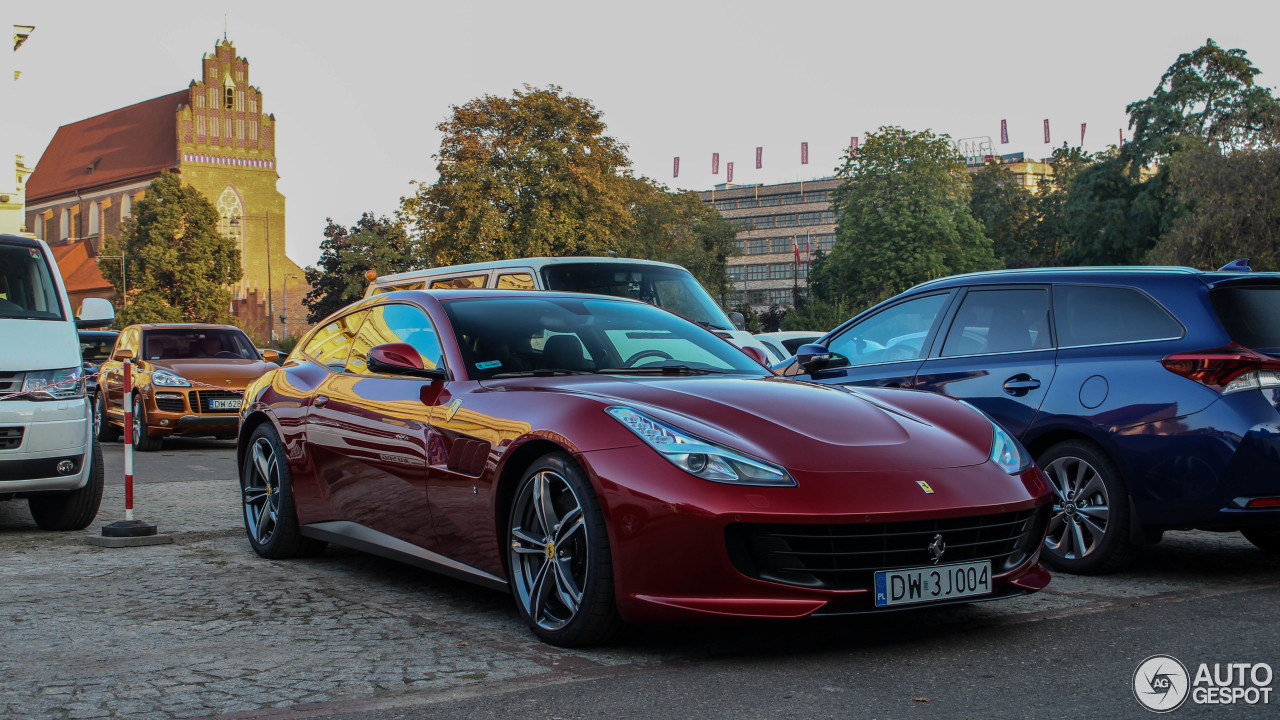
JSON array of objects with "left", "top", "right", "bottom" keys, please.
[{"left": 100, "top": 354, "right": 160, "bottom": 539}]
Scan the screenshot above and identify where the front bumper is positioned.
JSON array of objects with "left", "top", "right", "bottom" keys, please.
[
  {"left": 581, "top": 446, "right": 1052, "bottom": 624},
  {"left": 0, "top": 398, "right": 92, "bottom": 493},
  {"left": 141, "top": 388, "right": 242, "bottom": 436}
]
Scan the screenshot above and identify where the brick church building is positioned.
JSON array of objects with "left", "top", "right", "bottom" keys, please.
[{"left": 24, "top": 39, "right": 309, "bottom": 342}]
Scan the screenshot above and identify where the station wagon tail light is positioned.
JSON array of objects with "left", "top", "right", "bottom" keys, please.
[
  {"left": 1161, "top": 345, "right": 1280, "bottom": 393},
  {"left": 606, "top": 406, "right": 796, "bottom": 487}
]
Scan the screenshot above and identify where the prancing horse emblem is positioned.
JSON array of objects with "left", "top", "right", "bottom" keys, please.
[
  {"left": 445, "top": 398, "right": 463, "bottom": 422},
  {"left": 917, "top": 480, "right": 934, "bottom": 494},
  {"left": 928, "top": 534, "right": 946, "bottom": 564}
]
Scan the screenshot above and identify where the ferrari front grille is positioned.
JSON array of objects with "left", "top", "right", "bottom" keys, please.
[{"left": 726, "top": 507, "right": 1047, "bottom": 591}]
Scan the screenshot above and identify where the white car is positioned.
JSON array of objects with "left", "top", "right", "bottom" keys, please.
[
  {"left": 1, "top": 234, "right": 114, "bottom": 530},
  {"left": 754, "top": 331, "right": 823, "bottom": 364}
]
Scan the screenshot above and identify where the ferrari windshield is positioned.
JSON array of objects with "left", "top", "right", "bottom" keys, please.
[
  {"left": 540, "top": 262, "right": 733, "bottom": 330},
  {"left": 441, "top": 296, "right": 767, "bottom": 380}
]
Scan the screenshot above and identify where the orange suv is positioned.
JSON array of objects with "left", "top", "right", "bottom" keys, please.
[{"left": 95, "top": 324, "right": 278, "bottom": 450}]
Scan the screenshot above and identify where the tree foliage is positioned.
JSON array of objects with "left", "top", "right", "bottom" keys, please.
[
  {"left": 397, "top": 85, "right": 730, "bottom": 298},
  {"left": 302, "top": 213, "right": 424, "bottom": 324},
  {"left": 400, "top": 85, "right": 636, "bottom": 267},
  {"left": 99, "top": 171, "right": 241, "bottom": 326},
  {"left": 1148, "top": 141, "right": 1280, "bottom": 270},
  {"left": 1125, "top": 38, "right": 1280, "bottom": 171},
  {"left": 969, "top": 161, "right": 1036, "bottom": 266},
  {"left": 826, "top": 126, "right": 998, "bottom": 309}
]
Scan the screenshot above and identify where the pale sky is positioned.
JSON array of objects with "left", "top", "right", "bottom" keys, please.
[{"left": 10, "top": 1, "right": 1280, "bottom": 268}]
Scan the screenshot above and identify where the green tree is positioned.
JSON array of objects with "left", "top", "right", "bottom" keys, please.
[
  {"left": 968, "top": 161, "right": 1037, "bottom": 266},
  {"left": 302, "top": 213, "right": 424, "bottom": 324},
  {"left": 1032, "top": 144, "right": 1096, "bottom": 265},
  {"left": 781, "top": 250, "right": 854, "bottom": 332},
  {"left": 827, "top": 126, "right": 998, "bottom": 309},
  {"left": 1125, "top": 38, "right": 1280, "bottom": 172},
  {"left": 620, "top": 179, "right": 736, "bottom": 303},
  {"left": 99, "top": 171, "right": 241, "bottom": 326},
  {"left": 1059, "top": 151, "right": 1169, "bottom": 266},
  {"left": 1149, "top": 141, "right": 1280, "bottom": 270},
  {"left": 400, "top": 85, "right": 636, "bottom": 266}
]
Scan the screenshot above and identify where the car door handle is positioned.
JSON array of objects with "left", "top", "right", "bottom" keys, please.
[
  {"left": 1003, "top": 376, "right": 1041, "bottom": 395},
  {"left": 314, "top": 395, "right": 329, "bottom": 407}
]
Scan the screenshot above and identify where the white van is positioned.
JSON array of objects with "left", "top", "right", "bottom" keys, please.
[
  {"left": 366, "top": 257, "right": 767, "bottom": 353},
  {"left": 1, "top": 234, "right": 114, "bottom": 530}
]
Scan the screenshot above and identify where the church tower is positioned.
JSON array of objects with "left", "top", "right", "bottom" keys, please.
[{"left": 177, "top": 39, "right": 305, "bottom": 339}]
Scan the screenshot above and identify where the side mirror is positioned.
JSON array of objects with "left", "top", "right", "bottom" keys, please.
[
  {"left": 795, "top": 343, "right": 849, "bottom": 374},
  {"left": 261, "top": 349, "right": 280, "bottom": 363},
  {"left": 75, "top": 298, "right": 115, "bottom": 329},
  {"left": 739, "top": 345, "right": 772, "bottom": 369},
  {"left": 727, "top": 311, "right": 746, "bottom": 331},
  {"left": 113, "top": 348, "right": 135, "bottom": 361},
  {"left": 367, "top": 343, "right": 446, "bottom": 380}
]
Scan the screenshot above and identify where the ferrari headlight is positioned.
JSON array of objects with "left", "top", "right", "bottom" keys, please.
[
  {"left": 606, "top": 406, "right": 796, "bottom": 487},
  {"left": 151, "top": 369, "right": 192, "bottom": 387},
  {"left": 960, "top": 401, "right": 1030, "bottom": 474},
  {"left": 19, "top": 367, "right": 85, "bottom": 400}
]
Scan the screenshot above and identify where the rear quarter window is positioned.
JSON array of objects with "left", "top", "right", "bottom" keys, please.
[
  {"left": 1209, "top": 286, "right": 1280, "bottom": 353},
  {"left": 1053, "top": 285, "right": 1183, "bottom": 347}
]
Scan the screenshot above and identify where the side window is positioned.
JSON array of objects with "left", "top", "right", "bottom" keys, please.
[
  {"left": 941, "top": 289, "right": 1050, "bottom": 357},
  {"left": 429, "top": 274, "right": 487, "bottom": 290},
  {"left": 303, "top": 310, "right": 369, "bottom": 371},
  {"left": 124, "top": 328, "right": 141, "bottom": 354},
  {"left": 347, "top": 303, "right": 445, "bottom": 375},
  {"left": 1055, "top": 285, "right": 1183, "bottom": 347},
  {"left": 826, "top": 293, "right": 949, "bottom": 366},
  {"left": 495, "top": 272, "right": 535, "bottom": 290}
]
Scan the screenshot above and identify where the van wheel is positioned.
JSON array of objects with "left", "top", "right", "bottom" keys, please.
[
  {"left": 1038, "top": 440, "right": 1135, "bottom": 574},
  {"left": 1241, "top": 528, "right": 1280, "bottom": 554},
  {"left": 29, "top": 440, "right": 105, "bottom": 531},
  {"left": 95, "top": 393, "right": 120, "bottom": 442},
  {"left": 132, "top": 396, "right": 163, "bottom": 452}
]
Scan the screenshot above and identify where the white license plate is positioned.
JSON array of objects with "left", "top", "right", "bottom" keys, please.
[
  {"left": 209, "top": 398, "right": 242, "bottom": 410},
  {"left": 874, "top": 560, "right": 991, "bottom": 607}
]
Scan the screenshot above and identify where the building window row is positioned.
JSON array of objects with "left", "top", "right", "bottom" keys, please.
[
  {"left": 712, "top": 189, "right": 832, "bottom": 211},
  {"left": 736, "top": 233, "right": 836, "bottom": 255},
  {"left": 730, "top": 211, "right": 835, "bottom": 231},
  {"left": 728, "top": 263, "right": 810, "bottom": 282},
  {"left": 40, "top": 192, "right": 135, "bottom": 242}
]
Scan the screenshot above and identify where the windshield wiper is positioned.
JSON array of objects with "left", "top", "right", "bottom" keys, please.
[
  {"left": 596, "top": 365, "right": 729, "bottom": 376},
  {"left": 694, "top": 320, "right": 732, "bottom": 332},
  {"left": 488, "top": 369, "right": 598, "bottom": 378}
]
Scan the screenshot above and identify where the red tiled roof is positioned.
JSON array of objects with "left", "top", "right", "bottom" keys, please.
[
  {"left": 28, "top": 90, "right": 187, "bottom": 203},
  {"left": 50, "top": 241, "right": 113, "bottom": 296}
]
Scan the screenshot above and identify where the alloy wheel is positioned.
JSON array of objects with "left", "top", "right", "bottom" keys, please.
[
  {"left": 132, "top": 397, "right": 142, "bottom": 446},
  {"left": 509, "top": 469, "right": 589, "bottom": 632},
  {"left": 1043, "top": 454, "right": 1111, "bottom": 561},
  {"left": 242, "top": 436, "right": 282, "bottom": 546}
]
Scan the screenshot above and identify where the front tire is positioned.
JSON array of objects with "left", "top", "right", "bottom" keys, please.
[
  {"left": 131, "top": 396, "right": 163, "bottom": 452},
  {"left": 29, "top": 439, "right": 105, "bottom": 531},
  {"left": 1038, "top": 440, "right": 1134, "bottom": 574},
  {"left": 1241, "top": 528, "right": 1280, "bottom": 554},
  {"left": 508, "top": 453, "right": 622, "bottom": 647},
  {"left": 240, "top": 422, "right": 326, "bottom": 559},
  {"left": 95, "top": 393, "right": 120, "bottom": 442}
]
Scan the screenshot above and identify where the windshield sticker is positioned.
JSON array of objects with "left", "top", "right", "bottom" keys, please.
[
  {"left": 476, "top": 360, "right": 502, "bottom": 369},
  {"left": 30, "top": 248, "right": 41, "bottom": 259}
]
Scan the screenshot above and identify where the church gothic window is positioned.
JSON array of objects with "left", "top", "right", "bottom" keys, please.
[
  {"left": 88, "top": 201, "right": 100, "bottom": 236},
  {"left": 224, "top": 86, "right": 234, "bottom": 110},
  {"left": 217, "top": 187, "right": 245, "bottom": 266},
  {"left": 120, "top": 193, "right": 132, "bottom": 218}
]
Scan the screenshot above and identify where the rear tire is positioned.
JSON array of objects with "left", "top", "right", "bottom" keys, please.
[
  {"left": 29, "top": 440, "right": 105, "bottom": 531},
  {"left": 1038, "top": 440, "right": 1135, "bottom": 574},
  {"left": 1241, "top": 528, "right": 1280, "bottom": 554},
  {"left": 95, "top": 393, "right": 120, "bottom": 442},
  {"left": 131, "top": 395, "right": 163, "bottom": 452},
  {"left": 240, "top": 422, "right": 326, "bottom": 559},
  {"left": 507, "top": 452, "right": 623, "bottom": 647}
]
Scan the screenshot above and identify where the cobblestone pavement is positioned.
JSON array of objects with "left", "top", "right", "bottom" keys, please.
[{"left": 2, "top": 442, "right": 1278, "bottom": 719}]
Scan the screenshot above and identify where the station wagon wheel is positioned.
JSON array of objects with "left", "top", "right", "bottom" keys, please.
[
  {"left": 239, "top": 423, "right": 326, "bottom": 559},
  {"left": 508, "top": 452, "right": 622, "bottom": 647},
  {"left": 1038, "top": 440, "right": 1134, "bottom": 574}
]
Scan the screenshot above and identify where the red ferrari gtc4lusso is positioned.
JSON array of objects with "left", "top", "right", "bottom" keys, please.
[{"left": 237, "top": 290, "right": 1052, "bottom": 646}]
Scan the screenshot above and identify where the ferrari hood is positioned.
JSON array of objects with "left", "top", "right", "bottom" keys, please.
[{"left": 491, "top": 375, "right": 994, "bottom": 472}]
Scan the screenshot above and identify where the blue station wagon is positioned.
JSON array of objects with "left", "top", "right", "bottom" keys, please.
[{"left": 777, "top": 265, "right": 1280, "bottom": 573}]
